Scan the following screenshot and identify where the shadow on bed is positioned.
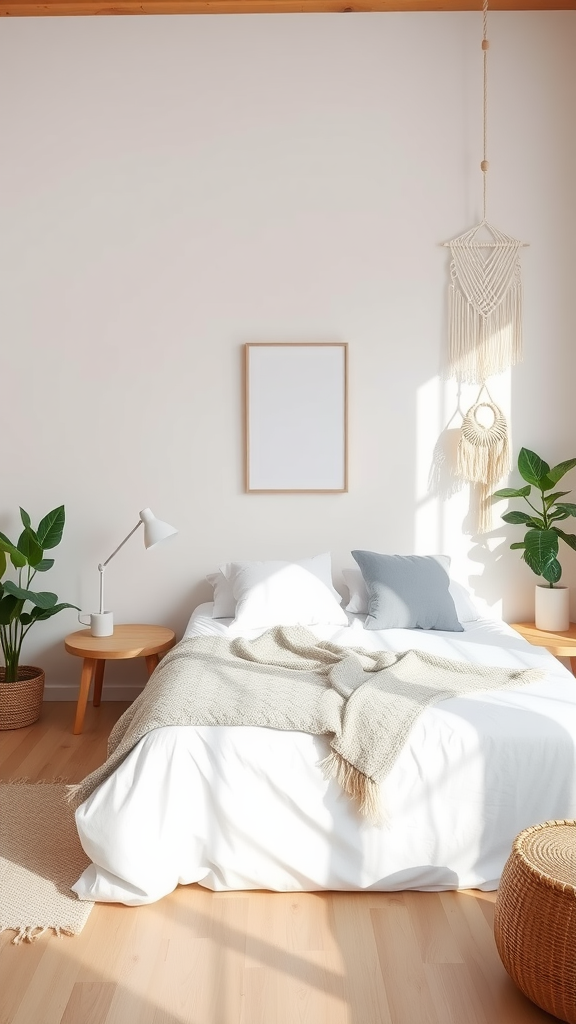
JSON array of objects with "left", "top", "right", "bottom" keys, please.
[
  {"left": 444, "top": 700, "right": 575, "bottom": 880},
  {"left": 323, "top": 701, "right": 574, "bottom": 897}
]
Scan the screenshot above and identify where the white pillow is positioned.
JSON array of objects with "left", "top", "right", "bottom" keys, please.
[
  {"left": 450, "top": 581, "right": 481, "bottom": 623},
  {"left": 206, "top": 572, "right": 236, "bottom": 618},
  {"left": 342, "top": 564, "right": 480, "bottom": 623},
  {"left": 342, "top": 568, "right": 370, "bottom": 614},
  {"left": 221, "top": 553, "right": 348, "bottom": 629}
]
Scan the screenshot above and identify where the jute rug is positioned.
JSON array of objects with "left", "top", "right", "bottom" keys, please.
[{"left": 0, "top": 782, "right": 94, "bottom": 943}]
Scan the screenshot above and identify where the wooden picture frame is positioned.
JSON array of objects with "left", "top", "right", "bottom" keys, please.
[{"left": 244, "top": 342, "right": 348, "bottom": 493}]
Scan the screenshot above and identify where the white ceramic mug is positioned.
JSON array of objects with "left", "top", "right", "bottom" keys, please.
[{"left": 78, "top": 611, "right": 114, "bottom": 637}]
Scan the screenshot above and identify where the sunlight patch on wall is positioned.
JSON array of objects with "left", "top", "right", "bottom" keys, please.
[{"left": 415, "top": 372, "right": 513, "bottom": 619}]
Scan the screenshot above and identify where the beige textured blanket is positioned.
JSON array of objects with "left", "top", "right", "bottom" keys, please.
[{"left": 70, "top": 626, "right": 542, "bottom": 821}]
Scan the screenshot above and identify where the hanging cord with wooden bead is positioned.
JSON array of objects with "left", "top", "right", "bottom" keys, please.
[{"left": 481, "top": 0, "right": 489, "bottom": 221}]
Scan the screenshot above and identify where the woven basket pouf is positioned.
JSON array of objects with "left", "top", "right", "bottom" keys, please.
[{"left": 494, "top": 820, "right": 576, "bottom": 1024}]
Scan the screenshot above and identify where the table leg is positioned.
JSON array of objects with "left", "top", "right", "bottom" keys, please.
[
  {"left": 571, "top": 657, "right": 576, "bottom": 676},
  {"left": 73, "top": 658, "right": 96, "bottom": 735},
  {"left": 145, "top": 653, "right": 160, "bottom": 677},
  {"left": 93, "top": 660, "right": 106, "bottom": 707}
]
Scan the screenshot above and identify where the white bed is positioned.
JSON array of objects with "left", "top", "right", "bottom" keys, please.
[{"left": 72, "top": 603, "right": 576, "bottom": 906}]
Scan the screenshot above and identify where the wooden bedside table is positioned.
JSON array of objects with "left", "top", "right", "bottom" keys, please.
[
  {"left": 509, "top": 622, "right": 576, "bottom": 674},
  {"left": 65, "top": 623, "right": 176, "bottom": 734}
]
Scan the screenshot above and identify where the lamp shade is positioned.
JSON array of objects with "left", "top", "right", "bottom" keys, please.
[{"left": 139, "top": 508, "right": 178, "bottom": 549}]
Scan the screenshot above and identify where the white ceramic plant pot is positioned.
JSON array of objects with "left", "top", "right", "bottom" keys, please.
[{"left": 534, "top": 584, "right": 570, "bottom": 632}]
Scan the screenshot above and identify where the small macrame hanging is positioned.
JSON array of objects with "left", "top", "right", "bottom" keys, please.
[
  {"left": 456, "top": 385, "right": 511, "bottom": 533},
  {"left": 444, "top": 0, "right": 528, "bottom": 385}
]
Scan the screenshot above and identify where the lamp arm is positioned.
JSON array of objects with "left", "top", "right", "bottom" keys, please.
[
  {"left": 97, "top": 520, "right": 143, "bottom": 615},
  {"left": 101, "top": 521, "right": 143, "bottom": 568}
]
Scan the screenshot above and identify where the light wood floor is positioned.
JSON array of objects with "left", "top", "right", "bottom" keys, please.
[{"left": 0, "top": 703, "right": 556, "bottom": 1024}]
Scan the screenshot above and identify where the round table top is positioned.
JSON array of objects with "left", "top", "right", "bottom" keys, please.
[
  {"left": 510, "top": 621, "right": 576, "bottom": 657},
  {"left": 65, "top": 623, "right": 176, "bottom": 660}
]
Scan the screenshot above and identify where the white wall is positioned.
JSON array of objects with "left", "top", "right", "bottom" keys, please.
[{"left": 1, "top": 11, "right": 574, "bottom": 698}]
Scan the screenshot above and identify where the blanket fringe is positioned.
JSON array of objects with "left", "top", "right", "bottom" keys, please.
[
  {"left": 65, "top": 782, "right": 82, "bottom": 806},
  {"left": 319, "top": 750, "right": 384, "bottom": 826}
]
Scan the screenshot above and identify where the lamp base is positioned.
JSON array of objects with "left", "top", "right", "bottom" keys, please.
[
  {"left": 78, "top": 611, "right": 114, "bottom": 637},
  {"left": 92, "top": 612, "right": 114, "bottom": 637}
]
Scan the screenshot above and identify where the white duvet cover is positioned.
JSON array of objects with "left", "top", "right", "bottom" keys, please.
[{"left": 72, "top": 606, "right": 576, "bottom": 905}]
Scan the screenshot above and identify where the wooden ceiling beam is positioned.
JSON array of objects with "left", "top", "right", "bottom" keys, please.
[{"left": 0, "top": 0, "right": 573, "bottom": 15}]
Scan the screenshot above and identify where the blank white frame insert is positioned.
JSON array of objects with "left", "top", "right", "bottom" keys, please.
[{"left": 245, "top": 343, "right": 348, "bottom": 493}]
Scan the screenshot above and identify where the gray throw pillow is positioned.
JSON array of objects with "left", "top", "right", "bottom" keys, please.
[{"left": 351, "top": 551, "right": 464, "bottom": 632}]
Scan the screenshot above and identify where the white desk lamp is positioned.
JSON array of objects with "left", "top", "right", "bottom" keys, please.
[{"left": 79, "top": 508, "right": 177, "bottom": 636}]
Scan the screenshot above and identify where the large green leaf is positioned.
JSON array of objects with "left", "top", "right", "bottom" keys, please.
[
  {"left": 0, "top": 549, "right": 5, "bottom": 579},
  {"left": 553, "top": 528, "right": 576, "bottom": 552},
  {"left": 0, "top": 532, "right": 27, "bottom": 568},
  {"left": 547, "top": 458, "right": 576, "bottom": 485},
  {"left": 0, "top": 594, "right": 18, "bottom": 625},
  {"left": 500, "top": 512, "right": 541, "bottom": 528},
  {"left": 548, "top": 509, "right": 570, "bottom": 522},
  {"left": 31, "top": 601, "right": 80, "bottom": 620},
  {"left": 36, "top": 506, "right": 65, "bottom": 550},
  {"left": 541, "top": 557, "right": 562, "bottom": 585},
  {"left": 2, "top": 581, "right": 58, "bottom": 609},
  {"left": 17, "top": 527, "right": 43, "bottom": 567},
  {"left": 555, "top": 503, "right": 576, "bottom": 517},
  {"left": 523, "top": 528, "right": 559, "bottom": 577},
  {"left": 517, "top": 449, "right": 553, "bottom": 490},
  {"left": 34, "top": 558, "right": 54, "bottom": 573},
  {"left": 492, "top": 486, "right": 532, "bottom": 499},
  {"left": 19, "top": 508, "right": 31, "bottom": 529}
]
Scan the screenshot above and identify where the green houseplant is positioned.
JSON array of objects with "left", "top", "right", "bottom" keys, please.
[
  {"left": 493, "top": 448, "right": 576, "bottom": 583},
  {"left": 493, "top": 448, "right": 576, "bottom": 631},
  {"left": 0, "top": 506, "right": 79, "bottom": 728}
]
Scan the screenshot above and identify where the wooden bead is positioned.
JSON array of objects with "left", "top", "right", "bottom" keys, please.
[
  {"left": 481, "top": 160, "right": 489, "bottom": 172},
  {"left": 482, "top": 39, "right": 490, "bottom": 49}
]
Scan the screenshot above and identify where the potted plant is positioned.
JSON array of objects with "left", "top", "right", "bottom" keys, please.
[
  {"left": 0, "top": 506, "right": 79, "bottom": 729},
  {"left": 493, "top": 448, "right": 576, "bottom": 631}
]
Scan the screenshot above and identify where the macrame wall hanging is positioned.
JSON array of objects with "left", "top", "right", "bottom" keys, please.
[
  {"left": 443, "top": 0, "right": 528, "bottom": 386},
  {"left": 456, "top": 385, "right": 511, "bottom": 533},
  {"left": 434, "top": 0, "right": 527, "bottom": 533}
]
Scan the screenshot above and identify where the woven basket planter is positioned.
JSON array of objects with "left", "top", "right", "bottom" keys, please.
[
  {"left": 0, "top": 667, "right": 45, "bottom": 730},
  {"left": 494, "top": 820, "right": 576, "bottom": 1024}
]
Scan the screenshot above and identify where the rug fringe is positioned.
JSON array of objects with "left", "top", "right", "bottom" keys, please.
[
  {"left": 3, "top": 777, "right": 71, "bottom": 786},
  {"left": 2, "top": 924, "right": 74, "bottom": 945},
  {"left": 319, "top": 750, "right": 384, "bottom": 825}
]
